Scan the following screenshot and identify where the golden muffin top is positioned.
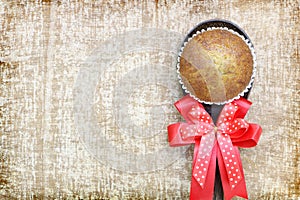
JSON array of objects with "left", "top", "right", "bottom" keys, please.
[{"left": 179, "top": 29, "right": 254, "bottom": 103}]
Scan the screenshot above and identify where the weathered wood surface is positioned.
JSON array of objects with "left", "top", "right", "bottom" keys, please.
[{"left": 0, "top": 0, "right": 299, "bottom": 199}]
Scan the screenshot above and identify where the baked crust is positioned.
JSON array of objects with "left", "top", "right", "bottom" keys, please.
[{"left": 179, "top": 29, "right": 253, "bottom": 103}]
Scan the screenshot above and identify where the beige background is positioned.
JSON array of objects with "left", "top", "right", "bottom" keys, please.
[{"left": 0, "top": 0, "right": 299, "bottom": 199}]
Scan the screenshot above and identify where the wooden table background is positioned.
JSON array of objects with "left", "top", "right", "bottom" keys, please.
[{"left": 0, "top": 0, "right": 299, "bottom": 199}]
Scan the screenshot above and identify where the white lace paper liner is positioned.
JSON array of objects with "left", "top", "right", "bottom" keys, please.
[{"left": 177, "top": 27, "right": 257, "bottom": 105}]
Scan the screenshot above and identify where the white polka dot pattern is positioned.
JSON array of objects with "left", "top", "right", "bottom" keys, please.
[
  {"left": 179, "top": 102, "right": 249, "bottom": 189},
  {"left": 179, "top": 104, "right": 215, "bottom": 187},
  {"left": 216, "top": 102, "right": 248, "bottom": 188}
]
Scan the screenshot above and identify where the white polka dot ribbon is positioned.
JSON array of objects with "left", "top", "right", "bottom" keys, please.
[
  {"left": 179, "top": 102, "right": 249, "bottom": 189},
  {"left": 180, "top": 104, "right": 216, "bottom": 188},
  {"left": 168, "top": 95, "right": 262, "bottom": 200},
  {"left": 216, "top": 102, "right": 249, "bottom": 189}
]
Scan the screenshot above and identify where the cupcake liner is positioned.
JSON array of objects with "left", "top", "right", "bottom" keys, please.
[{"left": 177, "top": 26, "right": 257, "bottom": 105}]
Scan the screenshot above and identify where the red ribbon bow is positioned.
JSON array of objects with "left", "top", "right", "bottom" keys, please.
[{"left": 168, "top": 95, "right": 262, "bottom": 200}]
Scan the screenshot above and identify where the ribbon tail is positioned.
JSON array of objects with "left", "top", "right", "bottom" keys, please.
[
  {"left": 190, "top": 140, "right": 217, "bottom": 200},
  {"left": 218, "top": 146, "right": 248, "bottom": 200}
]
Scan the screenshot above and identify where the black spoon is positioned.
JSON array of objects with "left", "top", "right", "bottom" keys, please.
[{"left": 177, "top": 19, "right": 255, "bottom": 200}]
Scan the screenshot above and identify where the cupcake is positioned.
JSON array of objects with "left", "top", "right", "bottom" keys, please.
[{"left": 178, "top": 25, "right": 256, "bottom": 104}]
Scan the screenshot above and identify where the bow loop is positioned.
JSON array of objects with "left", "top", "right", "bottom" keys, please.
[
  {"left": 217, "top": 102, "right": 239, "bottom": 126},
  {"left": 180, "top": 122, "right": 214, "bottom": 141},
  {"left": 218, "top": 118, "right": 249, "bottom": 137},
  {"left": 187, "top": 104, "right": 213, "bottom": 125}
]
